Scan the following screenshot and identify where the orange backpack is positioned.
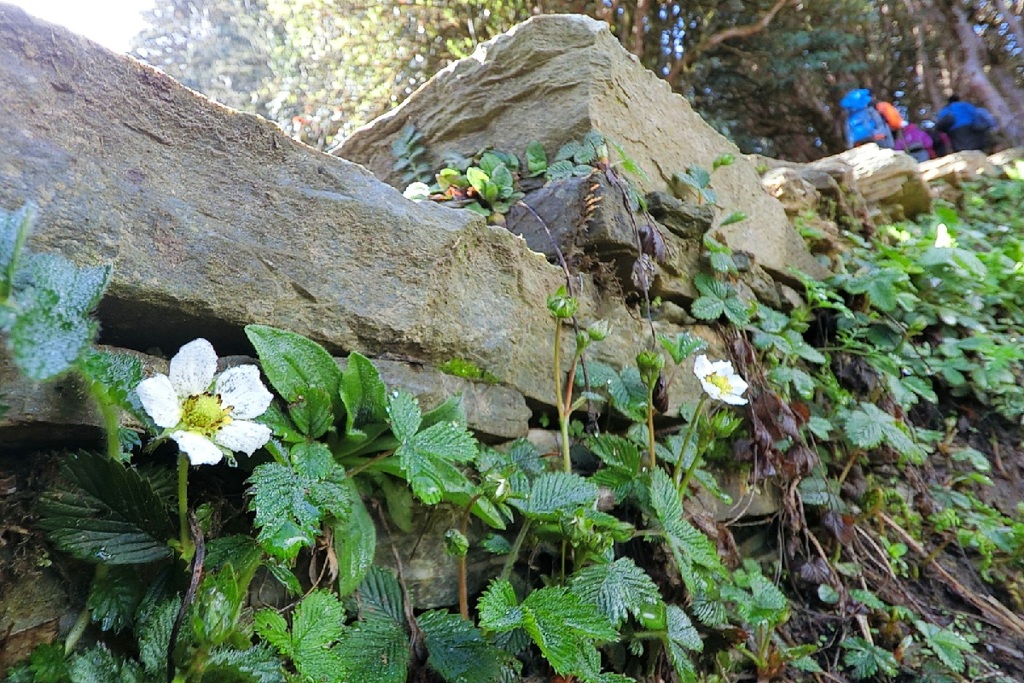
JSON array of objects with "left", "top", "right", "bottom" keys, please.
[{"left": 875, "top": 101, "right": 904, "bottom": 131}]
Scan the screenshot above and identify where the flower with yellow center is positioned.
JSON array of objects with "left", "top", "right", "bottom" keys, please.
[
  {"left": 692, "top": 354, "right": 748, "bottom": 406},
  {"left": 136, "top": 338, "right": 273, "bottom": 465}
]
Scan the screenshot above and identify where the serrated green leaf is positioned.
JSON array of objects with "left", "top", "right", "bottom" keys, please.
[
  {"left": 247, "top": 460, "right": 351, "bottom": 560},
  {"left": 37, "top": 451, "right": 174, "bottom": 565},
  {"left": 88, "top": 566, "right": 145, "bottom": 633},
  {"left": 657, "top": 332, "right": 707, "bottom": 365},
  {"left": 521, "top": 587, "right": 618, "bottom": 675},
  {"left": 647, "top": 469, "right": 727, "bottom": 587},
  {"left": 9, "top": 252, "right": 109, "bottom": 381},
  {"left": 69, "top": 644, "right": 142, "bottom": 683},
  {"left": 841, "top": 637, "right": 898, "bottom": 678},
  {"left": 245, "top": 325, "right": 342, "bottom": 413},
  {"left": 807, "top": 416, "right": 833, "bottom": 440},
  {"left": 722, "top": 296, "right": 752, "bottom": 326},
  {"left": 915, "top": 621, "right": 972, "bottom": 673},
  {"left": 666, "top": 604, "right": 702, "bottom": 653},
  {"left": 334, "top": 481, "right": 376, "bottom": 598},
  {"left": 396, "top": 417, "right": 478, "bottom": 505},
  {"left": 286, "top": 386, "right": 334, "bottom": 439},
  {"left": 691, "top": 296, "right": 725, "bottom": 321},
  {"left": 78, "top": 348, "right": 144, "bottom": 416},
  {"left": 337, "top": 612, "right": 408, "bottom": 683},
  {"left": 511, "top": 472, "right": 598, "bottom": 520},
  {"left": 709, "top": 251, "right": 736, "bottom": 273},
  {"left": 569, "top": 557, "right": 661, "bottom": 627},
  {"left": 387, "top": 390, "right": 421, "bottom": 442},
  {"left": 478, "top": 580, "right": 524, "bottom": 632},
  {"left": 842, "top": 404, "right": 888, "bottom": 449},
  {"left": 419, "top": 610, "right": 509, "bottom": 683},
  {"left": 545, "top": 159, "right": 576, "bottom": 181},
  {"left": 555, "top": 141, "right": 583, "bottom": 162},
  {"left": 357, "top": 567, "right": 406, "bottom": 623},
  {"left": 254, "top": 609, "right": 292, "bottom": 657},
  {"left": 288, "top": 591, "right": 347, "bottom": 680},
  {"left": 203, "top": 644, "right": 287, "bottom": 683},
  {"left": 137, "top": 597, "right": 179, "bottom": 675},
  {"left": 341, "top": 352, "right": 388, "bottom": 432}
]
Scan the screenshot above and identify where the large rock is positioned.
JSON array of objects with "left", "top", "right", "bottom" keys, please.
[
  {"left": 337, "top": 14, "right": 827, "bottom": 285},
  {"left": 0, "top": 5, "right": 696, "bottom": 411},
  {"left": 837, "top": 144, "right": 931, "bottom": 219}
]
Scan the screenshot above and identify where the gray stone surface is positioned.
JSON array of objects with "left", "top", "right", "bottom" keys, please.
[
  {"left": 0, "top": 5, "right": 692, "bottom": 410},
  {"left": 337, "top": 14, "right": 827, "bottom": 285}
]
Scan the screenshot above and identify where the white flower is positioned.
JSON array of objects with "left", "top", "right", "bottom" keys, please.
[
  {"left": 934, "top": 223, "right": 953, "bottom": 248},
  {"left": 136, "top": 338, "right": 273, "bottom": 465},
  {"left": 403, "top": 182, "right": 431, "bottom": 201},
  {"left": 693, "top": 354, "right": 749, "bottom": 406}
]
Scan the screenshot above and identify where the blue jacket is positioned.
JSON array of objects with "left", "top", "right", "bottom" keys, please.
[{"left": 936, "top": 101, "right": 978, "bottom": 131}]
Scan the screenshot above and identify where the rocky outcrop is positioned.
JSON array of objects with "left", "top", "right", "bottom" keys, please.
[
  {"left": 0, "top": 4, "right": 709, "bottom": 423},
  {"left": 337, "top": 14, "right": 827, "bottom": 287}
]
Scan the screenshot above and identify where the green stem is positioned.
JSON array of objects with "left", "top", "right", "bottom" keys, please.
[
  {"left": 646, "top": 385, "right": 657, "bottom": 471},
  {"left": 499, "top": 520, "right": 532, "bottom": 582},
  {"left": 553, "top": 324, "right": 574, "bottom": 473},
  {"left": 65, "top": 564, "right": 108, "bottom": 654},
  {"left": 672, "top": 395, "right": 708, "bottom": 490},
  {"left": 177, "top": 454, "right": 194, "bottom": 563}
]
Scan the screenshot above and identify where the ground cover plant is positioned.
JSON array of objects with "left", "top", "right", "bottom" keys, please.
[{"left": 2, "top": 163, "right": 1024, "bottom": 682}]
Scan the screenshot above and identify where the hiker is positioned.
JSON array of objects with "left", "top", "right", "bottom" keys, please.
[
  {"left": 841, "top": 88, "right": 894, "bottom": 150},
  {"left": 873, "top": 99, "right": 933, "bottom": 161},
  {"left": 936, "top": 95, "right": 997, "bottom": 153},
  {"left": 894, "top": 121, "right": 935, "bottom": 162}
]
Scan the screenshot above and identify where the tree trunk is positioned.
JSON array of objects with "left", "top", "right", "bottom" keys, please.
[
  {"left": 943, "top": 0, "right": 1024, "bottom": 145},
  {"left": 902, "top": 0, "right": 945, "bottom": 112},
  {"left": 992, "top": 0, "right": 1024, "bottom": 54}
]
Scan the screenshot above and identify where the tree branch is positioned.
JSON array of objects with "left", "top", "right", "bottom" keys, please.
[{"left": 674, "top": 0, "right": 794, "bottom": 75}]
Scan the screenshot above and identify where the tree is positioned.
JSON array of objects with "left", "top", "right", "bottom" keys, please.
[{"left": 131, "top": 0, "right": 1024, "bottom": 158}]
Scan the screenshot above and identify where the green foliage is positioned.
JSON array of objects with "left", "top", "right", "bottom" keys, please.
[
  {"left": 37, "top": 451, "right": 174, "bottom": 565},
  {"left": 388, "top": 389, "right": 478, "bottom": 505},
  {"left": 247, "top": 445, "right": 351, "bottom": 560},
  {"left": 436, "top": 358, "right": 500, "bottom": 383},
  {"left": 391, "top": 124, "right": 433, "bottom": 185},
  {"left": 418, "top": 610, "right": 512, "bottom": 683},
  {"left": 915, "top": 620, "right": 973, "bottom": 674},
  {"left": 87, "top": 566, "right": 146, "bottom": 633},
  {"left": 568, "top": 557, "right": 662, "bottom": 628},
  {"left": 0, "top": 204, "right": 110, "bottom": 382},
  {"left": 479, "top": 580, "right": 619, "bottom": 681},
  {"left": 255, "top": 590, "right": 346, "bottom": 680},
  {"left": 842, "top": 637, "right": 900, "bottom": 679},
  {"left": 690, "top": 273, "right": 752, "bottom": 326}
]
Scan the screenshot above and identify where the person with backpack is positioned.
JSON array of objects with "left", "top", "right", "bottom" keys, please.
[
  {"left": 841, "top": 88, "right": 894, "bottom": 150},
  {"left": 936, "top": 95, "right": 997, "bottom": 153},
  {"left": 894, "top": 121, "right": 935, "bottom": 162}
]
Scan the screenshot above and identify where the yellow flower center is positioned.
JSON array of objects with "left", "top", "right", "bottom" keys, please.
[
  {"left": 707, "top": 373, "right": 733, "bottom": 395},
  {"left": 180, "top": 394, "right": 232, "bottom": 437}
]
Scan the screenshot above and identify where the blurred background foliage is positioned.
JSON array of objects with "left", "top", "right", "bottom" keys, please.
[{"left": 131, "top": 0, "right": 1024, "bottom": 160}]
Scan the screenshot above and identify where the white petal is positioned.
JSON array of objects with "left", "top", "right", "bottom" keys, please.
[
  {"left": 699, "top": 379, "right": 724, "bottom": 401},
  {"left": 170, "top": 430, "right": 224, "bottom": 466},
  {"left": 215, "top": 365, "right": 273, "bottom": 420},
  {"left": 136, "top": 374, "right": 182, "bottom": 428},
  {"left": 692, "top": 354, "right": 713, "bottom": 379},
  {"left": 169, "top": 338, "right": 218, "bottom": 397},
  {"left": 214, "top": 420, "right": 271, "bottom": 455}
]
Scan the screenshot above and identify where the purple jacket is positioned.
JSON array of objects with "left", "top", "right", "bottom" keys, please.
[{"left": 895, "top": 124, "right": 934, "bottom": 159}]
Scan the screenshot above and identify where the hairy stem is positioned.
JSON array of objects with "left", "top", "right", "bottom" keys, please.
[
  {"left": 499, "top": 520, "right": 532, "bottom": 582},
  {"left": 673, "top": 395, "right": 708, "bottom": 491},
  {"left": 177, "top": 454, "right": 193, "bottom": 563},
  {"left": 646, "top": 385, "right": 657, "bottom": 471}
]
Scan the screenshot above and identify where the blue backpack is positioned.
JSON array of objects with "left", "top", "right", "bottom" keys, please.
[{"left": 841, "top": 89, "right": 893, "bottom": 148}]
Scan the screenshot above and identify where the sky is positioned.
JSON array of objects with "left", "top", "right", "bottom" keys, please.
[{"left": 8, "top": 0, "right": 156, "bottom": 53}]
